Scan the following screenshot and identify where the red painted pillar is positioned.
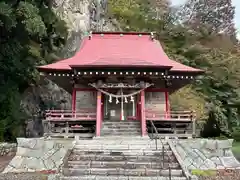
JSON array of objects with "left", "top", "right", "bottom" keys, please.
[
  {"left": 140, "top": 90, "right": 146, "bottom": 136},
  {"left": 137, "top": 95, "right": 141, "bottom": 120},
  {"left": 71, "top": 88, "right": 76, "bottom": 115},
  {"left": 72, "top": 88, "right": 76, "bottom": 111},
  {"left": 96, "top": 91, "right": 102, "bottom": 136},
  {"left": 136, "top": 102, "right": 139, "bottom": 120}
]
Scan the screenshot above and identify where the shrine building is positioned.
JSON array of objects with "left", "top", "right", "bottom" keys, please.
[{"left": 38, "top": 32, "right": 204, "bottom": 139}]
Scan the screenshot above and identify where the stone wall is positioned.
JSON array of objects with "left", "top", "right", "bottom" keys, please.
[
  {"left": 3, "top": 138, "right": 73, "bottom": 173},
  {"left": 172, "top": 139, "right": 240, "bottom": 170},
  {"left": 0, "top": 143, "right": 17, "bottom": 157}
]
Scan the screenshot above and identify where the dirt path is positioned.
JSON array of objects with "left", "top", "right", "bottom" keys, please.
[
  {"left": 0, "top": 155, "right": 14, "bottom": 172},
  {"left": 0, "top": 156, "right": 48, "bottom": 180}
]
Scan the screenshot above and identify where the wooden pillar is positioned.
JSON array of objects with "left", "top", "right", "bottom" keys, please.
[
  {"left": 96, "top": 91, "right": 102, "bottom": 136},
  {"left": 164, "top": 78, "right": 170, "bottom": 118},
  {"left": 71, "top": 88, "right": 76, "bottom": 112},
  {"left": 71, "top": 88, "right": 76, "bottom": 119},
  {"left": 192, "top": 111, "right": 196, "bottom": 138},
  {"left": 137, "top": 95, "right": 141, "bottom": 120},
  {"left": 132, "top": 100, "right": 135, "bottom": 117},
  {"left": 192, "top": 120, "right": 196, "bottom": 137},
  {"left": 101, "top": 94, "right": 104, "bottom": 120},
  {"left": 140, "top": 90, "right": 146, "bottom": 136},
  {"left": 165, "top": 91, "right": 170, "bottom": 118}
]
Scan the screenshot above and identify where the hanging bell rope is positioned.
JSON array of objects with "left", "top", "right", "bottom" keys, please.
[
  {"left": 88, "top": 83, "right": 153, "bottom": 98},
  {"left": 130, "top": 96, "right": 134, "bottom": 102},
  {"left": 108, "top": 95, "right": 112, "bottom": 103}
]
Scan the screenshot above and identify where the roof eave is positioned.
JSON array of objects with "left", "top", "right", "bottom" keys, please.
[
  {"left": 92, "top": 32, "right": 152, "bottom": 35},
  {"left": 37, "top": 66, "right": 72, "bottom": 72},
  {"left": 169, "top": 69, "right": 205, "bottom": 75},
  {"left": 69, "top": 64, "right": 173, "bottom": 69}
]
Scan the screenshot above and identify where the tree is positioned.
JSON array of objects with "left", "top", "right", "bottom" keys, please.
[
  {"left": 179, "top": 0, "right": 236, "bottom": 38},
  {"left": 0, "top": 0, "right": 67, "bottom": 141},
  {"left": 107, "top": 0, "right": 171, "bottom": 31}
]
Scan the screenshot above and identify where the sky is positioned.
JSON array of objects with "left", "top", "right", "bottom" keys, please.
[{"left": 171, "top": 0, "right": 240, "bottom": 36}]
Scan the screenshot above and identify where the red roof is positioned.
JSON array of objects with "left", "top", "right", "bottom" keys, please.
[{"left": 38, "top": 32, "right": 203, "bottom": 73}]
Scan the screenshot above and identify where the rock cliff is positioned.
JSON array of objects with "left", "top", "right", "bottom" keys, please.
[
  {"left": 22, "top": 0, "right": 119, "bottom": 137},
  {"left": 53, "top": 0, "right": 119, "bottom": 57}
]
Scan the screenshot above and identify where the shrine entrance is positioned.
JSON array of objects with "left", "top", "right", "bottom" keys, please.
[
  {"left": 88, "top": 81, "right": 153, "bottom": 123},
  {"left": 102, "top": 90, "right": 139, "bottom": 121}
]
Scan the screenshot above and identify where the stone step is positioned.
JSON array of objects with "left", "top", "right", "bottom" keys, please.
[
  {"left": 101, "top": 131, "right": 141, "bottom": 134},
  {"left": 101, "top": 130, "right": 141, "bottom": 133},
  {"left": 101, "top": 132, "right": 141, "bottom": 136},
  {"left": 60, "top": 176, "right": 187, "bottom": 180},
  {"left": 72, "top": 149, "right": 173, "bottom": 156},
  {"left": 68, "top": 154, "right": 176, "bottom": 162},
  {"left": 102, "top": 125, "right": 140, "bottom": 127},
  {"left": 103, "top": 121, "right": 140, "bottom": 124},
  {"left": 74, "top": 144, "right": 170, "bottom": 150},
  {"left": 102, "top": 122, "right": 140, "bottom": 125},
  {"left": 102, "top": 125, "right": 140, "bottom": 128},
  {"left": 75, "top": 140, "right": 166, "bottom": 145},
  {"left": 102, "top": 124, "right": 140, "bottom": 125},
  {"left": 101, "top": 127, "right": 141, "bottom": 130},
  {"left": 93, "top": 135, "right": 150, "bottom": 140},
  {"left": 67, "top": 160, "right": 180, "bottom": 169},
  {"left": 102, "top": 125, "right": 141, "bottom": 128},
  {"left": 65, "top": 168, "right": 183, "bottom": 176}
]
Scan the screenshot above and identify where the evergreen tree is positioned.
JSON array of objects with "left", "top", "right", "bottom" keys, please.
[{"left": 0, "top": 0, "right": 67, "bottom": 141}]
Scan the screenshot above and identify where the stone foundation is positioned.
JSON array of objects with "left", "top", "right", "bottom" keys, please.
[
  {"left": 3, "top": 138, "right": 73, "bottom": 173},
  {"left": 0, "top": 143, "right": 17, "bottom": 157},
  {"left": 172, "top": 139, "right": 240, "bottom": 170}
]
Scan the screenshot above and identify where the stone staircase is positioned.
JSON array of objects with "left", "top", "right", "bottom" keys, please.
[
  {"left": 101, "top": 121, "right": 141, "bottom": 136},
  {"left": 61, "top": 137, "right": 187, "bottom": 180}
]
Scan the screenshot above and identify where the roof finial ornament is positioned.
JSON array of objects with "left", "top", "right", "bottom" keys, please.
[
  {"left": 150, "top": 32, "right": 155, "bottom": 40},
  {"left": 89, "top": 31, "right": 93, "bottom": 40}
]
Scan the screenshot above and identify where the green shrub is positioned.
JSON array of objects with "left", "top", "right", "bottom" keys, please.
[
  {"left": 232, "top": 127, "right": 240, "bottom": 142},
  {"left": 216, "top": 135, "right": 229, "bottom": 140}
]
